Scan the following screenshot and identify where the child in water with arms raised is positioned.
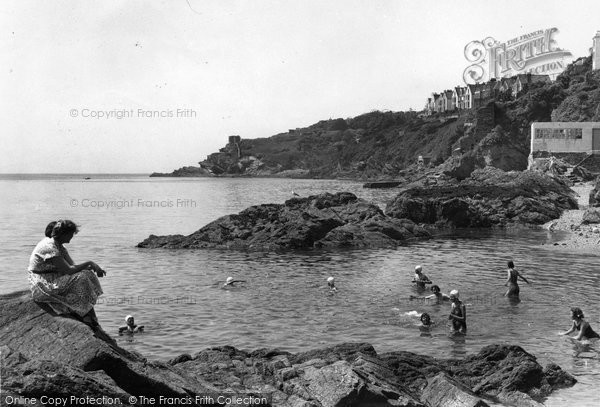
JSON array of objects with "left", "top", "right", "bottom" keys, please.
[{"left": 119, "top": 315, "right": 144, "bottom": 334}]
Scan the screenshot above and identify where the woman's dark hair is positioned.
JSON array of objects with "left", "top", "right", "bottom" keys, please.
[
  {"left": 507, "top": 260, "right": 515, "bottom": 269},
  {"left": 45, "top": 221, "right": 57, "bottom": 238},
  {"left": 430, "top": 285, "right": 440, "bottom": 293},
  {"left": 571, "top": 307, "right": 584, "bottom": 319},
  {"left": 50, "top": 220, "right": 79, "bottom": 238},
  {"left": 420, "top": 313, "right": 431, "bottom": 324}
]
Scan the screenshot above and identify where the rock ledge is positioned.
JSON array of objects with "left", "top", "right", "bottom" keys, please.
[
  {"left": 137, "top": 192, "right": 430, "bottom": 250},
  {"left": 1, "top": 291, "right": 576, "bottom": 407}
]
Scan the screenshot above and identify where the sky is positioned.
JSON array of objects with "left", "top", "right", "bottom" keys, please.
[{"left": 1, "top": 0, "right": 600, "bottom": 173}]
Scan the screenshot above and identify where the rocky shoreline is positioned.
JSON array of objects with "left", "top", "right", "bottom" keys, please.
[
  {"left": 542, "top": 181, "right": 600, "bottom": 252},
  {"left": 1, "top": 291, "right": 577, "bottom": 407},
  {"left": 137, "top": 170, "right": 580, "bottom": 251},
  {"left": 385, "top": 168, "right": 578, "bottom": 228}
]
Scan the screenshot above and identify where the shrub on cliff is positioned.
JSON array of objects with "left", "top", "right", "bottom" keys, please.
[
  {"left": 551, "top": 73, "right": 600, "bottom": 122},
  {"left": 327, "top": 118, "right": 348, "bottom": 131}
]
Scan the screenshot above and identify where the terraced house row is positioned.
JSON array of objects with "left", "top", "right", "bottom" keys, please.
[{"left": 424, "top": 73, "right": 551, "bottom": 115}]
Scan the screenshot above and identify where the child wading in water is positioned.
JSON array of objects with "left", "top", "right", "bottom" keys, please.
[
  {"left": 327, "top": 276, "right": 337, "bottom": 292},
  {"left": 412, "top": 285, "right": 450, "bottom": 304},
  {"left": 419, "top": 312, "right": 433, "bottom": 336},
  {"left": 119, "top": 315, "right": 144, "bottom": 334},
  {"left": 561, "top": 307, "right": 600, "bottom": 341},
  {"left": 448, "top": 290, "right": 467, "bottom": 334},
  {"left": 412, "top": 265, "right": 432, "bottom": 289},
  {"left": 504, "top": 260, "right": 529, "bottom": 298}
]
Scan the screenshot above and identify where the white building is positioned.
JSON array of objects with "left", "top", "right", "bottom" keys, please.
[
  {"left": 593, "top": 31, "right": 600, "bottom": 71},
  {"left": 530, "top": 122, "right": 600, "bottom": 158}
]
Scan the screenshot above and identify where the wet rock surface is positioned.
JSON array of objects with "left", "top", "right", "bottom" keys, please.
[
  {"left": 1, "top": 291, "right": 576, "bottom": 407},
  {"left": 137, "top": 192, "right": 430, "bottom": 250},
  {"left": 385, "top": 168, "right": 578, "bottom": 228}
]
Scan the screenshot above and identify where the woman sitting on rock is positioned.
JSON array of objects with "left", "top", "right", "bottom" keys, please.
[
  {"left": 28, "top": 220, "right": 106, "bottom": 326},
  {"left": 561, "top": 307, "right": 600, "bottom": 341}
]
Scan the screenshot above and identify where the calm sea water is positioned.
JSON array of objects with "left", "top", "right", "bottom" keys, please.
[{"left": 0, "top": 174, "right": 598, "bottom": 406}]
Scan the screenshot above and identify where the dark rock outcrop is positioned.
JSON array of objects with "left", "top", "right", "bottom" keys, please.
[
  {"left": 443, "top": 125, "right": 529, "bottom": 182},
  {"left": 137, "top": 192, "right": 430, "bottom": 250},
  {"left": 582, "top": 207, "right": 600, "bottom": 224},
  {"left": 1, "top": 292, "right": 576, "bottom": 407},
  {"left": 590, "top": 176, "right": 600, "bottom": 207},
  {"left": 363, "top": 181, "right": 402, "bottom": 189},
  {"left": 0, "top": 291, "right": 220, "bottom": 406},
  {"left": 385, "top": 168, "right": 578, "bottom": 228},
  {"left": 150, "top": 166, "right": 213, "bottom": 177}
]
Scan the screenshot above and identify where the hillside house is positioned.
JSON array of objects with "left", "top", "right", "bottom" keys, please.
[
  {"left": 434, "top": 93, "right": 444, "bottom": 113},
  {"left": 424, "top": 97, "right": 433, "bottom": 116},
  {"left": 447, "top": 89, "right": 458, "bottom": 112},
  {"left": 511, "top": 74, "right": 551, "bottom": 97}
]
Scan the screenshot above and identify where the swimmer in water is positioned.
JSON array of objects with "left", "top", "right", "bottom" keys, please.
[
  {"left": 419, "top": 312, "right": 433, "bottom": 336},
  {"left": 420, "top": 312, "right": 432, "bottom": 327},
  {"left": 448, "top": 290, "right": 467, "bottom": 334},
  {"left": 118, "top": 315, "right": 144, "bottom": 334},
  {"left": 327, "top": 276, "right": 337, "bottom": 292},
  {"left": 223, "top": 276, "right": 246, "bottom": 287},
  {"left": 504, "top": 260, "right": 529, "bottom": 298},
  {"left": 412, "top": 265, "right": 432, "bottom": 289},
  {"left": 560, "top": 307, "right": 600, "bottom": 341},
  {"left": 413, "top": 285, "right": 450, "bottom": 304}
]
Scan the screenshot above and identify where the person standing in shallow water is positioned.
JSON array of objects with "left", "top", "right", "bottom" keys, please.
[
  {"left": 327, "top": 276, "right": 337, "bottom": 292},
  {"left": 412, "top": 265, "right": 432, "bottom": 289},
  {"left": 448, "top": 290, "right": 467, "bottom": 334},
  {"left": 504, "top": 260, "right": 529, "bottom": 298},
  {"left": 28, "top": 220, "right": 106, "bottom": 327},
  {"left": 561, "top": 307, "right": 600, "bottom": 341}
]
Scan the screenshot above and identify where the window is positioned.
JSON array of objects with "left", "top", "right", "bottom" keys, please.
[{"left": 535, "top": 128, "right": 582, "bottom": 139}]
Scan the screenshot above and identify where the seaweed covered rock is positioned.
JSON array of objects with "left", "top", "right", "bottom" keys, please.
[
  {"left": 385, "top": 168, "right": 577, "bottom": 227},
  {"left": 137, "top": 192, "right": 430, "bottom": 250}
]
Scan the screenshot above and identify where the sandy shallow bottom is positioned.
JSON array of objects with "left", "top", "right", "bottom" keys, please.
[{"left": 542, "top": 182, "right": 600, "bottom": 252}]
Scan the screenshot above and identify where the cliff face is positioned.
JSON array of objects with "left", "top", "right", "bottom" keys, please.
[{"left": 154, "top": 56, "right": 600, "bottom": 180}]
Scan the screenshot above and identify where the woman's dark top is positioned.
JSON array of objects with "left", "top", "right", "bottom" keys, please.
[
  {"left": 576, "top": 321, "right": 600, "bottom": 339},
  {"left": 508, "top": 268, "right": 518, "bottom": 284}
]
